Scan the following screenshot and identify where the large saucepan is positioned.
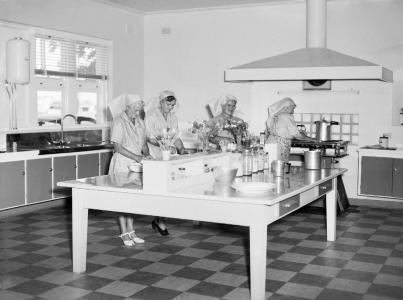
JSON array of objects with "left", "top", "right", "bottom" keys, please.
[{"left": 315, "top": 118, "right": 339, "bottom": 141}]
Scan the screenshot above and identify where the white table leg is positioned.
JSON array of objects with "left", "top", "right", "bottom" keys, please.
[
  {"left": 249, "top": 224, "right": 267, "bottom": 300},
  {"left": 326, "top": 177, "right": 337, "bottom": 241},
  {"left": 72, "top": 193, "right": 88, "bottom": 273}
]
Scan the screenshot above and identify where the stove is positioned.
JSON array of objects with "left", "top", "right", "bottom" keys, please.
[{"left": 291, "top": 139, "right": 349, "bottom": 158}]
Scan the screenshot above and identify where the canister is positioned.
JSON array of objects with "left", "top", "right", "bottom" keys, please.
[
  {"left": 304, "top": 150, "right": 322, "bottom": 170},
  {"left": 379, "top": 136, "right": 389, "bottom": 148}
]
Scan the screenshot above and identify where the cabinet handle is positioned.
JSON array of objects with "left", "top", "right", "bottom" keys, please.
[
  {"left": 321, "top": 186, "right": 327, "bottom": 190},
  {"left": 393, "top": 168, "right": 398, "bottom": 172},
  {"left": 49, "top": 168, "right": 53, "bottom": 172},
  {"left": 74, "top": 165, "right": 78, "bottom": 169},
  {"left": 22, "top": 171, "right": 25, "bottom": 176}
]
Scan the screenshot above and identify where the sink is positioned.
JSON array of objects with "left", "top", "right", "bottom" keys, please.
[
  {"left": 16, "top": 143, "right": 113, "bottom": 155},
  {"left": 361, "top": 145, "right": 397, "bottom": 151}
]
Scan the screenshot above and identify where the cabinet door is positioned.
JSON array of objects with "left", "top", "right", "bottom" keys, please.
[
  {"left": 77, "top": 153, "right": 99, "bottom": 178},
  {"left": 26, "top": 158, "right": 53, "bottom": 204},
  {"left": 392, "top": 158, "right": 403, "bottom": 199},
  {"left": 100, "top": 151, "right": 113, "bottom": 175},
  {"left": 0, "top": 161, "right": 25, "bottom": 210},
  {"left": 53, "top": 155, "right": 76, "bottom": 198},
  {"left": 361, "top": 156, "right": 393, "bottom": 197}
]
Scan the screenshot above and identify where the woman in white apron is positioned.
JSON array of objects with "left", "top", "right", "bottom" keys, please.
[
  {"left": 145, "top": 90, "right": 185, "bottom": 235},
  {"left": 265, "top": 97, "right": 314, "bottom": 162},
  {"left": 109, "top": 94, "right": 149, "bottom": 246}
]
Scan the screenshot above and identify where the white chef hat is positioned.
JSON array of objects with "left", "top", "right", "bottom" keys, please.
[
  {"left": 145, "top": 90, "right": 179, "bottom": 112},
  {"left": 108, "top": 94, "right": 144, "bottom": 119},
  {"left": 209, "top": 93, "right": 241, "bottom": 117}
]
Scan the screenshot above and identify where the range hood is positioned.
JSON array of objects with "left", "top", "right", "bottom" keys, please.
[{"left": 225, "top": 0, "right": 393, "bottom": 83}]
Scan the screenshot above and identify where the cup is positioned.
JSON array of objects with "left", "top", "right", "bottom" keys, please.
[{"left": 162, "top": 150, "right": 171, "bottom": 161}]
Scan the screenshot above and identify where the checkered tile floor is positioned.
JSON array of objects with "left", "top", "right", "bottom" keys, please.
[{"left": 1, "top": 205, "right": 403, "bottom": 300}]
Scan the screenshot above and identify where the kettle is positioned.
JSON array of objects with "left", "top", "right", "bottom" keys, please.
[{"left": 314, "top": 118, "right": 339, "bottom": 141}]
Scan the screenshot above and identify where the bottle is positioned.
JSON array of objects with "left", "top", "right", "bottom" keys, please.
[
  {"left": 257, "top": 149, "right": 265, "bottom": 171},
  {"left": 252, "top": 149, "right": 258, "bottom": 173},
  {"left": 242, "top": 149, "right": 252, "bottom": 176},
  {"left": 264, "top": 151, "right": 270, "bottom": 170},
  {"left": 259, "top": 132, "right": 265, "bottom": 145}
]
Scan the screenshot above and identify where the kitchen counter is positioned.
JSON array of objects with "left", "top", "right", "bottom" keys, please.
[
  {"left": 0, "top": 143, "right": 113, "bottom": 162},
  {"left": 358, "top": 146, "right": 403, "bottom": 158},
  {"left": 59, "top": 167, "right": 346, "bottom": 300}
]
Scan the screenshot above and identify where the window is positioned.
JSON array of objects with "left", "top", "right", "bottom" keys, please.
[{"left": 35, "top": 34, "right": 110, "bottom": 126}]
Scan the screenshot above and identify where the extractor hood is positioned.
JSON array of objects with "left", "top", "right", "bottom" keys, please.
[{"left": 225, "top": 0, "right": 393, "bottom": 83}]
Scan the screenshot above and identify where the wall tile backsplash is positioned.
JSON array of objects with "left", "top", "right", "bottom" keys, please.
[{"left": 294, "top": 113, "right": 359, "bottom": 145}]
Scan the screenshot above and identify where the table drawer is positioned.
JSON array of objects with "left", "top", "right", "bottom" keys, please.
[
  {"left": 279, "top": 194, "right": 300, "bottom": 217},
  {"left": 319, "top": 180, "right": 333, "bottom": 196}
]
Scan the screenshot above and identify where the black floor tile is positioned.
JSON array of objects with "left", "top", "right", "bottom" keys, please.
[
  {"left": 120, "top": 271, "right": 165, "bottom": 285},
  {"left": 172, "top": 267, "right": 215, "bottom": 281},
  {"left": 8, "top": 279, "right": 57, "bottom": 295},
  {"left": 187, "top": 281, "right": 235, "bottom": 298},
  {"left": 132, "top": 286, "right": 181, "bottom": 300},
  {"left": 66, "top": 275, "right": 114, "bottom": 290}
]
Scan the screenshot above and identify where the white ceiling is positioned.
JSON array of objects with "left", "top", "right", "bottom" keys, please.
[{"left": 89, "top": 0, "right": 300, "bottom": 13}]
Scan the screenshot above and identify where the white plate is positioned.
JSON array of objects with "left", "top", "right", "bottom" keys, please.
[{"left": 232, "top": 182, "right": 276, "bottom": 195}]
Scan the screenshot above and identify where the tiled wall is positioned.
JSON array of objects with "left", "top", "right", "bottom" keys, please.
[{"left": 294, "top": 113, "right": 359, "bottom": 145}]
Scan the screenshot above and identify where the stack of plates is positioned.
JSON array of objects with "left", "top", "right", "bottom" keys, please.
[{"left": 231, "top": 182, "right": 276, "bottom": 195}]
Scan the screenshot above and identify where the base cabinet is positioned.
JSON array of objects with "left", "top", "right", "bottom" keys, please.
[
  {"left": 1, "top": 150, "right": 112, "bottom": 211},
  {"left": 360, "top": 156, "right": 403, "bottom": 199},
  {"left": 78, "top": 153, "right": 99, "bottom": 178},
  {"left": 26, "top": 158, "right": 53, "bottom": 204},
  {"left": 100, "top": 151, "right": 113, "bottom": 175},
  {"left": 0, "top": 160, "right": 25, "bottom": 209},
  {"left": 53, "top": 155, "right": 77, "bottom": 198}
]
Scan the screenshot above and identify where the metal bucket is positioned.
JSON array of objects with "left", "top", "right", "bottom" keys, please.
[{"left": 304, "top": 150, "right": 322, "bottom": 170}]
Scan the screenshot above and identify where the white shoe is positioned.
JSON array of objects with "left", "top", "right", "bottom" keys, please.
[
  {"left": 119, "top": 232, "right": 135, "bottom": 247},
  {"left": 128, "top": 231, "right": 145, "bottom": 244}
]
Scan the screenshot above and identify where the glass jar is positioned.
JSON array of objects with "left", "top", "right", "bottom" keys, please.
[
  {"left": 257, "top": 149, "right": 265, "bottom": 171},
  {"left": 242, "top": 149, "right": 252, "bottom": 176},
  {"left": 252, "top": 149, "right": 258, "bottom": 173}
]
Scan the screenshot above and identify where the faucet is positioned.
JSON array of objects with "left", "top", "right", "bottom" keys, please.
[{"left": 59, "top": 114, "right": 77, "bottom": 145}]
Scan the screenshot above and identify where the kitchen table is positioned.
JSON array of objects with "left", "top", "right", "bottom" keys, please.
[{"left": 59, "top": 167, "right": 346, "bottom": 300}]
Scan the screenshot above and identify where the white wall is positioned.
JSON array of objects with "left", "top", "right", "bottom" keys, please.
[
  {"left": 144, "top": 0, "right": 403, "bottom": 198},
  {"left": 0, "top": 0, "right": 144, "bottom": 128}
]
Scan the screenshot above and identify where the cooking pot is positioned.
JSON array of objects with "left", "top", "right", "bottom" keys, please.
[
  {"left": 271, "top": 160, "right": 291, "bottom": 177},
  {"left": 314, "top": 119, "right": 339, "bottom": 141},
  {"left": 304, "top": 150, "right": 322, "bottom": 170}
]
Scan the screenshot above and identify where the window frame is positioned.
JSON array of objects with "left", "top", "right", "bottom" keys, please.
[{"left": 31, "top": 28, "right": 112, "bottom": 128}]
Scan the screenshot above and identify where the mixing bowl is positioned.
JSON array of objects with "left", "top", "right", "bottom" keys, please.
[{"left": 213, "top": 166, "right": 238, "bottom": 184}]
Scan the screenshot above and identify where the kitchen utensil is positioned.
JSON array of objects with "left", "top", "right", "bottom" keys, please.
[
  {"left": 213, "top": 166, "right": 238, "bottom": 184},
  {"left": 304, "top": 150, "right": 322, "bottom": 170},
  {"left": 271, "top": 160, "right": 291, "bottom": 177},
  {"left": 314, "top": 119, "right": 339, "bottom": 141}
]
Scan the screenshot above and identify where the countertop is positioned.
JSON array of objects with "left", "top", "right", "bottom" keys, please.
[
  {"left": 358, "top": 146, "right": 403, "bottom": 158},
  {"left": 59, "top": 167, "right": 346, "bottom": 206}
]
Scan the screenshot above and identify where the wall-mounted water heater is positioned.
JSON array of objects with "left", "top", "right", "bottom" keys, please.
[
  {"left": 6, "top": 37, "right": 30, "bottom": 84},
  {"left": 5, "top": 37, "right": 30, "bottom": 130}
]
